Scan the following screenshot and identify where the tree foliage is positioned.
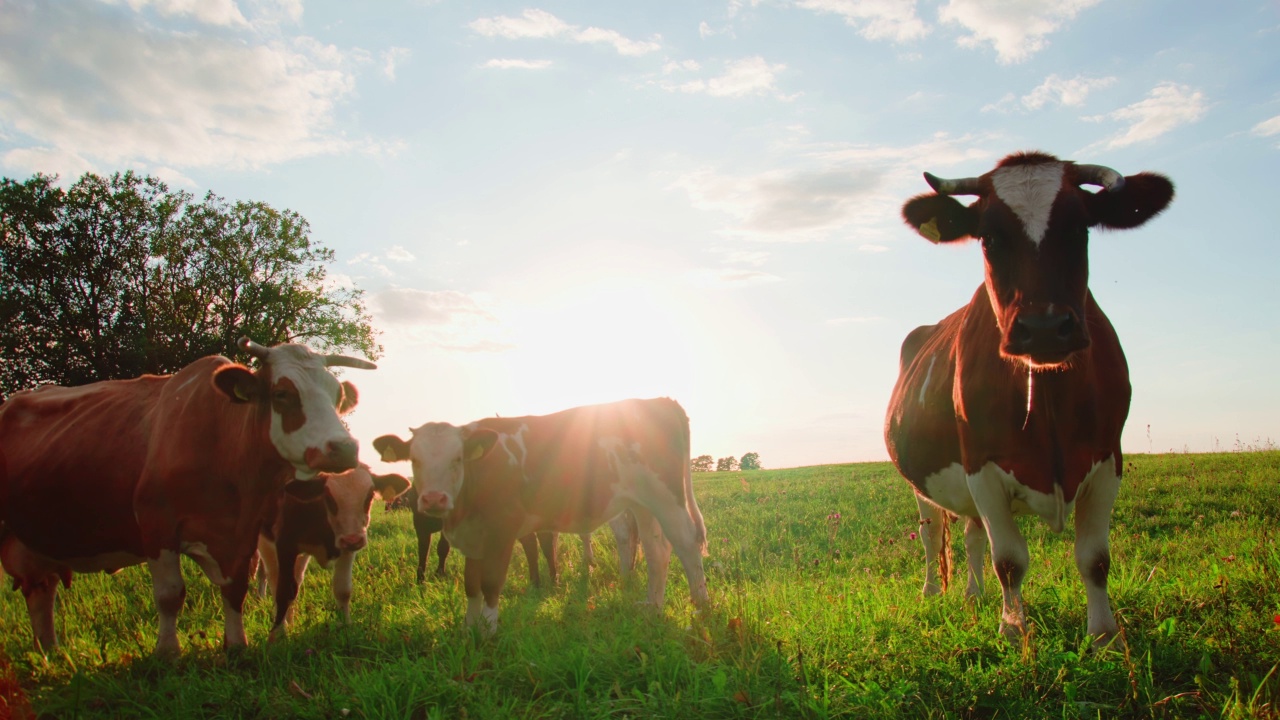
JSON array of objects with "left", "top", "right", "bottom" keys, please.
[
  {"left": 739, "top": 452, "right": 761, "bottom": 471},
  {"left": 716, "top": 456, "right": 739, "bottom": 472},
  {"left": 0, "top": 171, "right": 381, "bottom": 395},
  {"left": 691, "top": 455, "right": 714, "bottom": 473}
]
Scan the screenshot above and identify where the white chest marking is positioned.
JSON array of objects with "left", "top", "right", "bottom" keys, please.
[{"left": 991, "top": 163, "right": 1064, "bottom": 246}]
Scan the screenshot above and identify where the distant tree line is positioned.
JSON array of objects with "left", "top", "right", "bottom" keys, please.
[
  {"left": 692, "top": 452, "right": 761, "bottom": 472},
  {"left": 0, "top": 171, "right": 380, "bottom": 395}
]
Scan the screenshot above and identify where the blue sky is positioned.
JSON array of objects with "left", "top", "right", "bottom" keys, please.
[{"left": 1, "top": 0, "right": 1277, "bottom": 469}]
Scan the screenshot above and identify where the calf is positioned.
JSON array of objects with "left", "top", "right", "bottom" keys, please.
[
  {"left": 886, "top": 151, "right": 1173, "bottom": 647},
  {"left": 375, "top": 397, "right": 707, "bottom": 636},
  {"left": 257, "top": 465, "right": 409, "bottom": 639}
]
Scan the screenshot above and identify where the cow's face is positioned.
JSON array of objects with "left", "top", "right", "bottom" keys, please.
[
  {"left": 288, "top": 466, "right": 409, "bottom": 552},
  {"left": 373, "top": 423, "right": 499, "bottom": 518},
  {"left": 902, "top": 152, "right": 1174, "bottom": 369},
  {"left": 213, "top": 339, "right": 377, "bottom": 479}
]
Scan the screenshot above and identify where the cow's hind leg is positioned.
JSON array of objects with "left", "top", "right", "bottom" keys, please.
[
  {"left": 148, "top": 550, "right": 186, "bottom": 657},
  {"left": 915, "top": 495, "right": 950, "bottom": 596},
  {"left": 967, "top": 465, "right": 1030, "bottom": 642},
  {"left": 518, "top": 533, "right": 542, "bottom": 588},
  {"left": 964, "top": 515, "right": 987, "bottom": 599},
  {"left": 538, "top": 531, "right": 559, "bottom": 585},
  {"left": 22, "top": 576, "right": 59, "bottom": 651},
  {"left": 1074, "top": 461, "right": 1122, "bottom": 649}
]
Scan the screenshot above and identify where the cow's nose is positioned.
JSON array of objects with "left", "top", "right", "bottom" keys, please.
[
  {"left": 339, "top": 534, "right": 366, "bottom": 552},
  {"left": 418, "top": 491, "right": 450, "bottom": 515},
  {"left": 1008, "top": 309, "right": 1088, "bottom": 361},
  {"left": 328, "top": 438, "right": 358, "bottom": 467}
]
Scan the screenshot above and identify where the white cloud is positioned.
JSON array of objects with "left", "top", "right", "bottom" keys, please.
[
  {"left": 381, "top": 47, "right": 411, "bottom": 80},
  {"left": 859, "top": 243, "right": 889, "bottom": 252},
  {"left": 1083, "top": 82, "right": 1208, "bottom": 151},
  {"left": 939, "top": 0, "right": 1102, "bottom": 64},
  {"left": 796, "top": 0, "right": 928, "bottom": 43},
  {"left": 983, "top": 74, "right": 1115, "bottom": 113},
  {"left": 0, "top": 0, "right": 377, "bottom": 177},
  {"left": 118, "top": 0, "right": 248, "bottom": 26},
  {"left": 385, "top": 245, "right": 416, "bottom": 262},
  {"left": 726, "top": 250, "right": 771, "bottom": 266},
  {"left": 469, "top": 9, "right": 661, "bottom": 56},
  {"left": 1252, "top": 114, "right": 1280, "bottom": 138},
  {"left": 687, "top": 268, "right": 783, "bottom": 286},
  {"left": 483, "top": 58, "right": 554, "bottom": 70},
  {"left": 664, "top": 56, "right": 791, "bottom": 100},
  {"left": 370, "top": 288, "right": 513, "bottom": 352},
  {"left": 663, "top": 59, "right": 701, "bottom": 74}
]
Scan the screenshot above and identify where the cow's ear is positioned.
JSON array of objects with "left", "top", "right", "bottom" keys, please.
[
  {"left": 284, "top": 478, "right": 327, "bottom": 502},
  {"left": 213, "top": 365, "right": 260, "bottom": 403},
  {"left": 337, "top": 381, "right": 359, "bottom": 415},
  {"left": 1087, "top": 172, "right": 1174, "bottom": 230},
  {"left": 902, "top": 194, "right": 977, "bottom": 243},
  {"left": 463, "top": 429, "right": 499, "bottom": 462},
  {"left": 372, "top": 434, "right": 410, "bottom": 462},
  {"left": 372, "top": 472, "right": 411, "bottom": 501}
]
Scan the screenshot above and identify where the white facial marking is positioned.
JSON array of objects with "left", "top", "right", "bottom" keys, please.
[{"left": 991, "top": 162, "right": 1064, "bottom": 246}]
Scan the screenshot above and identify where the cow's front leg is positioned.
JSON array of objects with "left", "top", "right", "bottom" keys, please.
[
  {"left": 148, "top": 550, "right": 186, "bottom": 657},
  {"left": 332, "top": 552, "right": 355, "bottom": 622},
  {"left": 517, "top": 534, "right": 542, "bottom": 588},
  {"left": 434, "top": 533, "right": 450, "bottom": 578},
  {"left": 1074, "top": 460, "right": 1122, "bottom": 649},
  {"left": 269, "top": 545, "right": 304, "bottom": 641},
  {"left": 631, "top": 506, "right": 675, "bottom": 608},
  {"left": 220, "top": 562, "right": 251, "bottom": 650},
  {"left": 464, "top": 542, "right": 513, "bottom": 638},
  {"left": 967, "top": 465, "right": 1030, "bottom": 641},
  {"left": 963, "top": 515, "right": 987, "bottom": 599},
  {"left": 22, "top": 575, "right": 60, "bottom": 651}
]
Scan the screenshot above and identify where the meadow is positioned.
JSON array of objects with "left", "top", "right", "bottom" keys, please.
[{"left": 1, "top": 451, "right": 1277, "bottom": 719}]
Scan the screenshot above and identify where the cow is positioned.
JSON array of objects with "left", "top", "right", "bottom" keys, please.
[
  {"left": 255, "top": 465, "right": 409, "bottom": 639},
  {"left": 373, "top": 397, "right": 708, "bottom": 636},
  {"left": 399, "top": 485, "right": 639, "bottom": 588},
  {"left": 0, "top": 338, "right": 375, "bottom": 654},
  {"left": 885, "top": 151, "right": 1174, "bottom": 648}
]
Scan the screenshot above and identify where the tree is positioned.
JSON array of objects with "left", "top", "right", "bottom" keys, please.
[
  {"left": 691, "top": 455, "right": 714, "bottom": 473},
  {"left": 739, "top": 452, "right": 761, "bottom": 471},
  {"left": 716, "top": 456, "right": 739, "bottom": 472},
  {"left": 0, "top": 171, "right": 380, "bottom": 395}
]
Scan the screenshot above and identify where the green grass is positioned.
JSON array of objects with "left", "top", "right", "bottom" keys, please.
[{"left": 2, "top": 451, "right": 1279, "bottom": 718}]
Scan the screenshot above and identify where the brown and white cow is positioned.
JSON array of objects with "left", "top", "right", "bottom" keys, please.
[
  {"left": 373, "top": 397, "right": 707, "bottom": 636},
  {"left": 256, "top": 465, "right": 409, "bottom": 639},
  {"left": 886, "top": 151, "right": 1174, "bottom": 647},
  {"left": 0, "top": 338, "right": 375, "bottom": 654}
]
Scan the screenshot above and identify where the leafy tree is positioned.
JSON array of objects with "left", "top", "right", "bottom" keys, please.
[
  {"left": 0, "top": 171, "right": 380, "bottom": 395},
  {"left": 716, "top": 456, "right": 739, "bottom": 472},
  {"left": 691, "top": 455, "right": 714, "bottom": 473},
  {"left": 739, "top": 452, "right": 761, "bottom": 471}
]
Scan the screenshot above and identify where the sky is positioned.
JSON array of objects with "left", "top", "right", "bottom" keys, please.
[{"left": 1, "top": 0, "right": 1277, "bottom": 471}]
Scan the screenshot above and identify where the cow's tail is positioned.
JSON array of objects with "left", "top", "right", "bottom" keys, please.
[
  {"left": 938, "top": 514, "right": 953, "bottom": 594},
  {"left": 680, "top": 424, "right": 707, "bottom": 556}
]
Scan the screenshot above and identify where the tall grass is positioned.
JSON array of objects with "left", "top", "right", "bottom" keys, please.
[{"left": 1, "top": 451, "right": 1278, "bottom": 718}]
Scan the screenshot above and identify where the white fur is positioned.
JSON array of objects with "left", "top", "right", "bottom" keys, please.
[{"left": 991, "top": 162, "right": 1064, "bottom": 246}]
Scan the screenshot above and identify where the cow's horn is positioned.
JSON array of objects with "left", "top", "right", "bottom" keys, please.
[
  {"left": 923, "top": 172, "right": 983, "bottom": 196},
  {"left": 1074, "top": 164, "right": 1125, "bottom": 191},
  {"left": 239, "top": 337, "right": 271, "bottom": 359},
  {"left": 323, "top": 354, "right": 377, "bottom": 370}
]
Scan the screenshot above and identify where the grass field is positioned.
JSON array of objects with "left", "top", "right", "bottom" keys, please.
[{"left": 1, "top": 451, "right": 1278, "bottom": 719}]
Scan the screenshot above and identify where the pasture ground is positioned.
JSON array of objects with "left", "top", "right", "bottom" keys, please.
[{"left": 1, "top": 451, "right": 1278, "bottom": 719}]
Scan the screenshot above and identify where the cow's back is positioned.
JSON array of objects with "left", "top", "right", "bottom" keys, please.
[{"left": 0, "top": 375, "right": 166, "bottom": 561}]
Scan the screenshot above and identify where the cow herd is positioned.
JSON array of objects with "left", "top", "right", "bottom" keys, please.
[{"left": 0, "top": 151, "right": 1173, "bottom": 657}]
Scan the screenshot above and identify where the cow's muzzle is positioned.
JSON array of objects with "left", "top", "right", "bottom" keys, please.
[
  {"left": 339, "top": 533, "right": 367, "bottom": 553},
  {"left": 417, "top": 491, "right": 451, "bottom": 517},
  {"left": 304, "top": 439, "right": 359, "bottom": 473},
  {"left": 1004, "top": 308, "right": 1089, "bottom": 366}
]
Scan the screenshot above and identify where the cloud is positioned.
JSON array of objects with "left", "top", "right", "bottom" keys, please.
[
  {"left": 469, "top": 9, "right": 661, "bottom": 56},
  {"left": 0, "top": 0, "right": 377, "bottom": 178},
  {"left": 1252, "top": 114, "right": 1280, "bottom": 140},
  {"left": 983, "top": 74, "right": 1116, "bottom": 113},
  {"left": 483, "top": 58, "right": 554, "bottom": 70},
  {"left": 662, "top": 56, "right": 792, "bottom": 100},
  {"left": 370, "top": 288, "right": 513, "bottom": 352},
  {"left": 795, "top": 0, "right": 928, "bottom": 43},
  {"left": 859, "top": 243, "right": 889, "bottom": 252},
  {"left": 687, "top": 268, "right": 783, "bottom": 286},
  {"left": 1083, "top": 82, "right": 1208, "bottom": 151},
  {"left": 670, "top": 134, "right": 996, "bottom": 240},
  {"left": 385, "top": 245, "right": 416, "bottom": 262},
  {"left": 939, "top": 0, "right": 1102, "bottom": 64},
  {"left": 381, "top": 47, "right": 411, "bottom": 80},
  {"left": 117, "top": 0, "right": 249, "bottom": 26}
]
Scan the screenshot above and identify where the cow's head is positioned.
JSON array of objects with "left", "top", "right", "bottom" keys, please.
[
  {"left": 373, "top": 422, "right": 500, "bottom": 518},
  {"left": 902, "top": 152, "right": 1174, "bottom": 368},
  {"left": 285, "top": 465, "right": 409, "bottom": 553},
  {"left": 212, "top": 337, "right": 377, "bottom": 479}
]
